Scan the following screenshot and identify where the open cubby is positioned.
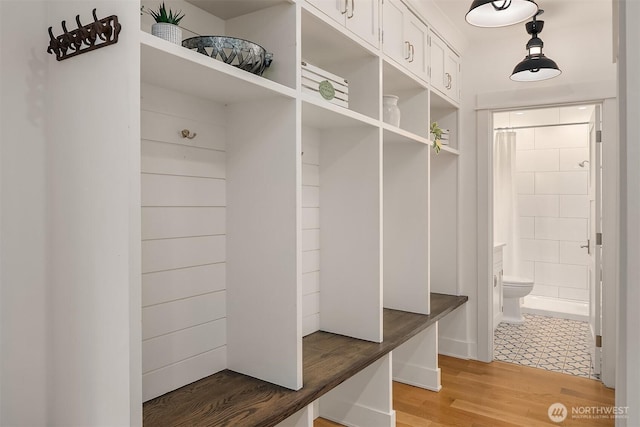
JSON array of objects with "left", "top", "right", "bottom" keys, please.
[
  {"left": 382, "top": 59, "right": 430, "bottom": 139},
  {"left": 142, "top": 0, "right": 298, "bottom": 90},
  {"left": 430, "top": 90, "right": 459, "bottom": 150},
  {"left": 301, "top": 8, "right": 381, "bottom": 121}
]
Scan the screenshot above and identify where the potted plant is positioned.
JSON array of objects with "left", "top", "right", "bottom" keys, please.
[
  {"left": 430, "top": 121, "right": 443, "bottom": 154},
  {"left": 144, "top": 2, "right": 185, "bottom": 45}
]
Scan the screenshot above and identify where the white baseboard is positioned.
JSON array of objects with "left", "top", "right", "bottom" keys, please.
[
  {"left": 393, "top": 362, "right": 442, "bottom": 392},
  {"left": 438, "top": 336, "right": 471, "bottom": 359},
  {"left": 321, "top": 401, "right": 396, "bottom": 427}
]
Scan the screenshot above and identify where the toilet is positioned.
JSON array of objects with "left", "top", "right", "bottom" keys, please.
[{"left": 502, "top": 275, "right": 534, "bottom": 323}]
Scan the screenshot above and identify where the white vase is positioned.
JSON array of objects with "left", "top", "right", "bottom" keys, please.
[
  {"left": 383, "top": 95, "right": 401, "bottom": 127},
  {"left": 152, "top": 23, "right": 182, "bottom": 45}
]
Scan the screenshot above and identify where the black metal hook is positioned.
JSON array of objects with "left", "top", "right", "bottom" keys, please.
[{"left": 46, "top": 9, "right": 121, "bottom": 61}]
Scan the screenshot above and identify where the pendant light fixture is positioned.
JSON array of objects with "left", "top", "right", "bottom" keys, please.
[
  {"left": 510, "top": 10, "right": 561, "bottom": 81},
  {"left": 465, "top": 0, "right": 539, "bottom": 28}
]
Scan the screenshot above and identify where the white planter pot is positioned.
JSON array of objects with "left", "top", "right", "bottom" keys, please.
[{"left": 151, "top": 23, "right": 182, "bottom": 45}]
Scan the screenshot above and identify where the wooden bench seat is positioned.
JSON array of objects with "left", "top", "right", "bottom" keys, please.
[{"left": 143, "top": 293, "right": 468, "bottom": 427}]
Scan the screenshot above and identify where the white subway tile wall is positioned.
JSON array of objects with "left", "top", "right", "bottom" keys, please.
[
  {"left": 515, "top": 124, "right": 590, "bottom": 302},
  {"left": 517, "top": 172, "right": 535, "bottom": 194},
  {"left": 516, "top": 149, "right": 559, "bottom": 172}
]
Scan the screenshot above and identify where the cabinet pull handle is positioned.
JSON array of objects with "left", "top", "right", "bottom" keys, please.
[
  {"left": 409, "top": 43, "right": 415, "bottom": 62},
  {"left": 445, "top": 72, "right": 452, "bottom": 89},
  {"left": 348, "top": 0, "right": 354, "bottom": 18},
  {"left": 341, "top": 0, "right": 348, "bottom": 14},
  {"left": 494, "top": 275, "right": 497, "bottom": 287},
  {"left": 404, "top": 41, "right": 411, "bottom": 60}
]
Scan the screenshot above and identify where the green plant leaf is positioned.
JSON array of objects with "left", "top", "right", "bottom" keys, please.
[{"left": 147, "top": 1, "right": 184, "bottom": 24}]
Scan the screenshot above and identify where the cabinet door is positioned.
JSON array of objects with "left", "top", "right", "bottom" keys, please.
[
  {"left": 346, "top": 0, "right": 379, "bottom": 47},
  {"left": 445, "top": 52, "right": 460, "bottom": 102},
  {"left": 307, "top": 0, "right": 347, "bottom": 24},
  {"left": 405, "top": 14, "right": 428, "bottom": 81},
  {"left": 430, "top": 31, "right": 460, "bottom": 103},
  {"left": 382, "top": 0, "right": 406, "bottom": 65},
  {"left": 429, "top": 32, "right": 447, "bottom": 95}
]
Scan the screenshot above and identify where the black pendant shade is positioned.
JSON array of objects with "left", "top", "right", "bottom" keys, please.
[
  {"left": 465, "top": 0, "right": 539, "bottom": 27},
  {"left": 510, "top": 12, "right": 561, "bottom": 81},
  {"left": 511, "top": 55, "right": 562, "bottom": 81}
]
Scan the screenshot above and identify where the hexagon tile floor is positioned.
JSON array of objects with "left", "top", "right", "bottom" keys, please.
[{"left": 494, "top": 313, "right": 599, "bottom": 379}]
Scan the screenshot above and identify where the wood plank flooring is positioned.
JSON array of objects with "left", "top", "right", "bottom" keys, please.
[{"left": 315, "top": 355, "right": 615, "bottom": 427}]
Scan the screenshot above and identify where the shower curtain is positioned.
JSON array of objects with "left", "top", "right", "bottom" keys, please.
[{"left": 494, "top": 131, "right": 523, "bottom": 277}]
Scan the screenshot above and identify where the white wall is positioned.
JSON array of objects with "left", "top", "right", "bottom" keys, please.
[
  {"left": 1, "top": 2, "right": 50, "bottom": 425},
  {"left": 1, "top": 1, "right": 141, "bottom": 425}
]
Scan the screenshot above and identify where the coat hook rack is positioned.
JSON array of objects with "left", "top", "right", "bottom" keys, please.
[
  {"left": 47, "top": 9, "right": 121, "bottom": 61},
  {"left": 181, "top": 129, "right": 197, "bottom": 139}
]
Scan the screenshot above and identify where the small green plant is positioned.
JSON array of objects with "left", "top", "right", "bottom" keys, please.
[
  {"left": 430, "top": 121, "right": 443, "bottom": 154},
  {"left": 144, "top": 2, "right": 185, "bottom": 25}
]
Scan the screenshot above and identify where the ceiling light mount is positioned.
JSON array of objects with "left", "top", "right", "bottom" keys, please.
[
  {"left": 465, "top": 0, "right": 539, "bottom": 28},
  {"left": 510, "top": 9, "right": 562, "bottom": 82}
]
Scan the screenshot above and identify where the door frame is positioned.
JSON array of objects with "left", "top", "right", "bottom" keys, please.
[{"left": 475, "top": 96, "right": 618, "bottom": 388}]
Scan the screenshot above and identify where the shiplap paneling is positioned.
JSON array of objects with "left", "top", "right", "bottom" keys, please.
[
  {"left": 141, "top": 174, "right": 225, "bottom": 207},
  {"left": 141, "top": 83, "right": 228, "bottom": 401},
  {"left": 142, "top": 207, "right": 225, "bottom": 240},
  {"left": 302, "top": 250, "right": 320, "bottom": 274},
  {"left": 141, "top": 110, "right": 226, "bottom": 151},
  {"left": 141, "top": 140, "right": 226, "bottom": 178},
  {"left": 142, "top": 291, "right": 226, "bottom": 340},
  {"left": 143, "top": 319, "right": 226, "bottom": 373},
  {"left": 142, "top": 235, "right": 226, "bottom": 274},
  {"left": 302, "top": 207, "right": 320, "bottom": 229},
  {"left": 142, "top": 346, "right": 227, "bottom": 402},
  {"left": 141, "top": 83, "right": 227, "bottom": 124},
  {"left": 302, "top": 164, "right": 319, "bottom": 186},
  {"left": 302, "top": 293, "right": 320, "bottom": 316},
  {"left": 142, "top": 263, "right": 226, "bottom": 307},
  {"left": 302, "top": 131, "right": 321, "bottom": 336},
  {"left": 302, "top": 313, "right": 320, "bottom": 337},
  {"left": 302, "top": 186, "right": 320, "bottom": 208},
  {"left": 302, "top": 271, "right": 320, "bottom": 296},
  {"left": 302, "top": 229, "right": 320, "bottom": 251}
]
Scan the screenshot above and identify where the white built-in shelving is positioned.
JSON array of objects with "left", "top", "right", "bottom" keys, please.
[{"left": 139, "top": 0, "right": 463, "bottom": 424}]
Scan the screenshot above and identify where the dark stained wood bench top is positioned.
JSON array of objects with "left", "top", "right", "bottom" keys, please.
[{"left": 143, "top": 293, "right": 468, "bottom": 427}]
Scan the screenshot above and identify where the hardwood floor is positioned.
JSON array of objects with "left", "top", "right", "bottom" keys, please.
[{"left": 315, "top": 355, "right": 615, "bottom": 427}]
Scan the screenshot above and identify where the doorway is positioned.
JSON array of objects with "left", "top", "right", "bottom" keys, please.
[{"left": 489, "top": 104, "right": 604, "bottom": 379}]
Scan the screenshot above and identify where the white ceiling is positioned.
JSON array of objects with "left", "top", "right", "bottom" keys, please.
[{"left": 432, "top": 0, "right": 612, "bottom": 43}]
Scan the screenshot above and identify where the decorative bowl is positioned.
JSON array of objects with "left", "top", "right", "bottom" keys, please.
[{"left": 182, "top": 36, "right": 273, "bottom": 76}]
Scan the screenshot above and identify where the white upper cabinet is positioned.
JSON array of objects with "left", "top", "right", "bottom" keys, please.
[
  {"left": 382, "top": 0, "right": 429, "bottom": 83},
  {"left": 429, "top": 31, "right": 460, "bottom": 104},
  {"left": 381, "top": 0, "right": 405, "bottom": 64},
  {"left": 306, "top": 0, "right": 380, "bottom": 48}
]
